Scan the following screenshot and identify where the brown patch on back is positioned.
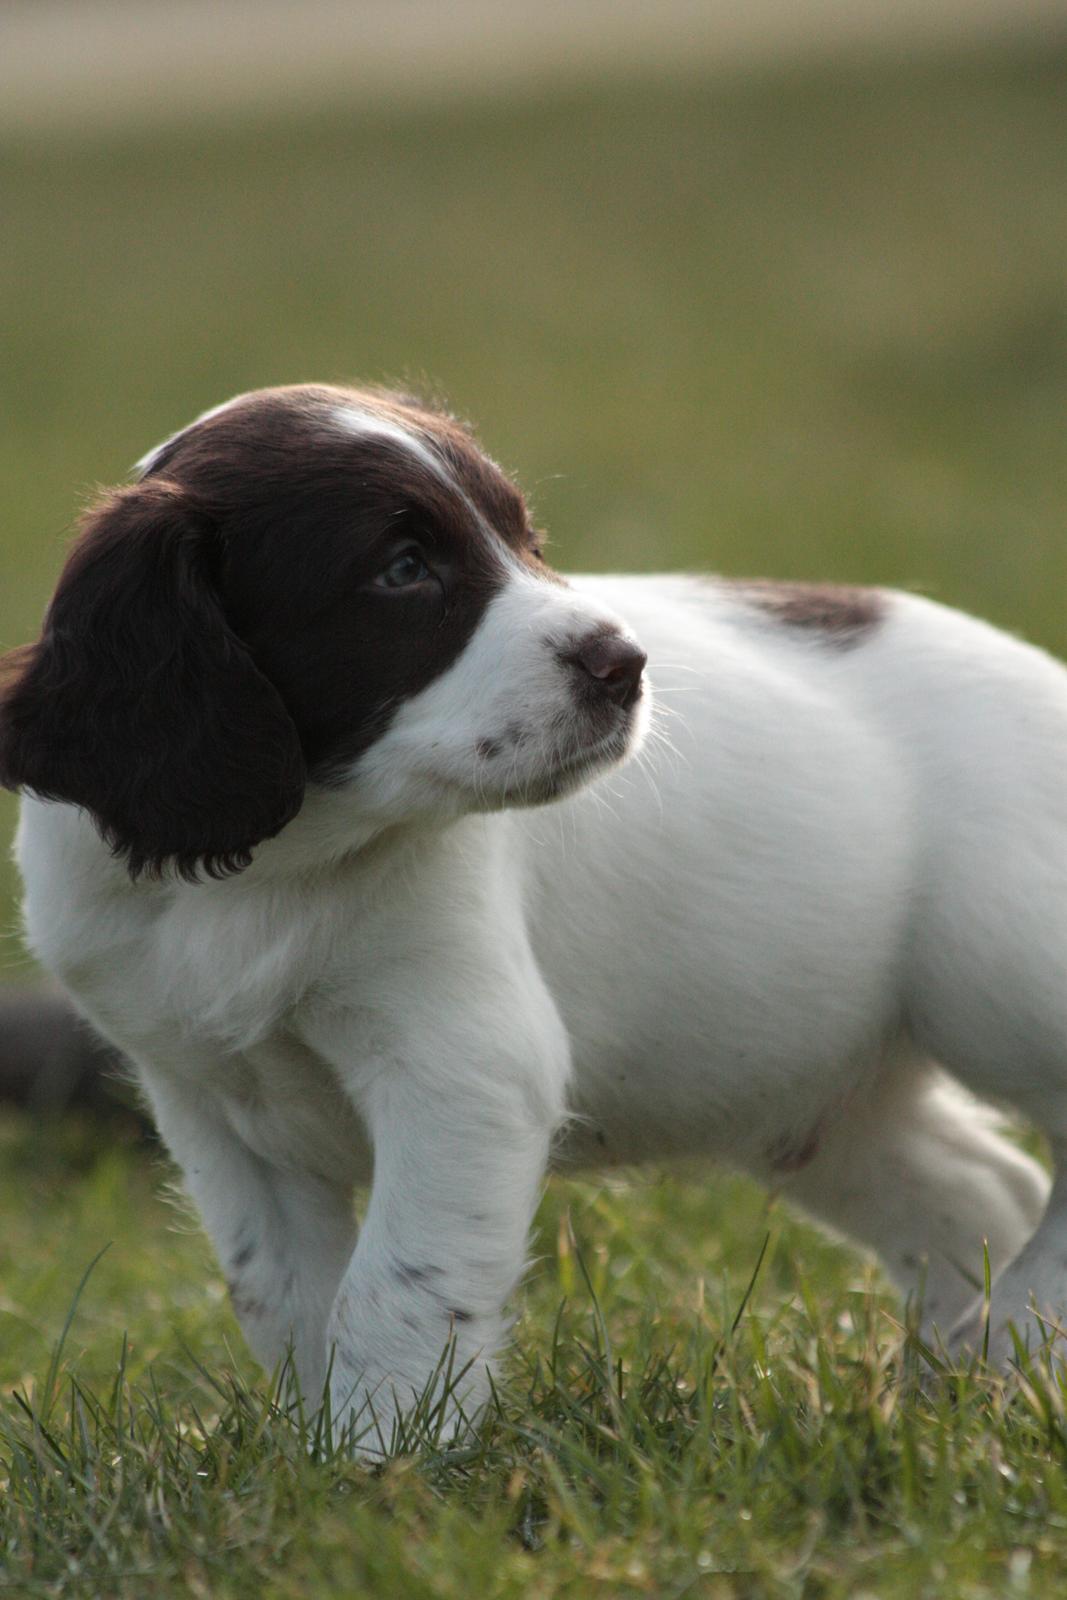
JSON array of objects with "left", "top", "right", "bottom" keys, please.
[{"left": 726, "top": 580, "right": 885, "bottom": 647}]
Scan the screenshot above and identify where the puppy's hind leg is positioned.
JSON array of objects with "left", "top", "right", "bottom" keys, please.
[
  {"left": 948, "top": 1142, "right": 1067, "bottom": 1368},
  {"left": 779, "top": 1061, "right": 1048, "bottom": 1342},
  {"left": 897, "top": 742, "right": 1067, "bottom": 1366}
]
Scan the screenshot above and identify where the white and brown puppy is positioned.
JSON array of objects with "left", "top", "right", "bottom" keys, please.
[{"left": 2, "top": 384, "right": 1064, "bottom": 1448}]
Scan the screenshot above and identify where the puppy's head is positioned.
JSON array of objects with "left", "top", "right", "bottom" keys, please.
[{"left": 0, "top": 385, "right": 647, "bottom": 879}]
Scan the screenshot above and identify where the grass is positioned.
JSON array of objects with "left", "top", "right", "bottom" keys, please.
[
  {"left": 3, "top": 36, "right": 1067, "bottom": 1598},
  {"left": 5, "top": 1115, "right": 1067, "bottom": 1599}
]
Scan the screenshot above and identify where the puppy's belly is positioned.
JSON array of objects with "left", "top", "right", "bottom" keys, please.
[
  {"left": 223, "top": 1020, "right": 864, "bottom": 1189},
  {"left": 555, "top": 1037, "right": 876, "bottom": 1174}
]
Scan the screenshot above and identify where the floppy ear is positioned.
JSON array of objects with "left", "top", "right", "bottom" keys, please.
[{"left": 0, "top": 479, "right": 306, "bottom": 881}]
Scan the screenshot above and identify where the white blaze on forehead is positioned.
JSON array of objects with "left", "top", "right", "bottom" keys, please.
[
  {"left": 332, "top": 404, "right": 454, "bottom": 485},
  {"left": 333, "top": 403, "right": 504, "bottom": 546},
  {"left": 135, "top": 392, "right": 457, "bottom": 485},
  {"left": 133, "top": 391, "right": 253, "bottom": 478}
]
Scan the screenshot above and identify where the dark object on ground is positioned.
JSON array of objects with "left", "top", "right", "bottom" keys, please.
[{"left": 0, "top": 985, "right": 150, "bottom": 1131}]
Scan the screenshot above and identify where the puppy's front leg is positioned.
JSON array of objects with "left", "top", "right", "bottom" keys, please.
[
  {"left": 135, "top": 1062, "right": 357, "bottom": 1399},
  {"left": 320, "top": 1003, "right": 569, "bottom": 1454}
]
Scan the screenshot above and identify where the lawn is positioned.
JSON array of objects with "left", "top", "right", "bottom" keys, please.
[{"left": 2, "top": 38, "right": 1067, "bottom": 1596}]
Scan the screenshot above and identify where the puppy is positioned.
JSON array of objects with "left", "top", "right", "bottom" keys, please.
[{"left": 1, "top": 384, "right": 1060, "bottom": 1448}]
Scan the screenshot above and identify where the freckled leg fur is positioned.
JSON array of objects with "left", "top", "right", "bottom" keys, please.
[
  {"left": 324, "top": 1067, "right": 557, "bottom": 1451},
  {"left": 140, "top": 1071, "right": 357, "bottom": 1400},
  {"left": 141, "top": 1028, "right": 563, "bottom": 1452},
  {"left": 780, "top": 1061, "right": 1049, "bottom": 1340}
]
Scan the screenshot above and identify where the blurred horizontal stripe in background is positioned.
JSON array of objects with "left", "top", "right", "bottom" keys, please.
[{"left": 4, "top": 0, "right": 1067, "bottom": 132}]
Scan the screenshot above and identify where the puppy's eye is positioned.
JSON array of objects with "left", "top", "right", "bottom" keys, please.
[{"left": 374, "top": 548, "right": 432, "bottom": 589}]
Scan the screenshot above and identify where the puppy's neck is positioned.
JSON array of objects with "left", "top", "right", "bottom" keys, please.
[{"left": 234, "top": 784, "right": 455, "bottom": 885}]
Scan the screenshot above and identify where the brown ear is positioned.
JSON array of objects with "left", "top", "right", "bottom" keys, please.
[{"left": 0, "top": 479, "right": 306, "bottom": 880}]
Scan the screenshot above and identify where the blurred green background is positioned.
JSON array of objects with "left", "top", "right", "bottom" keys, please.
[{"left": 2, "top": 40, "right": 1066, "bottom": 952}]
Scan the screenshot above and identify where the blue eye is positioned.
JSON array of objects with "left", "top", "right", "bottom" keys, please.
[{"left": 375, "top": 549, "right": 431, "bottom": 589}]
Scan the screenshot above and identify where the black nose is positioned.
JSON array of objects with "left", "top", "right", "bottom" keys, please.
[{"left": 566, "top": 630, "right": 647, "bottom": 709}]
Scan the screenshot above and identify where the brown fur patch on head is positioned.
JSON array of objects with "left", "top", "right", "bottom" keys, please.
[
  {"left": 368, "top": 389, "right": 533, "bottom": 549},
  {"left": 726, "top": 580, "right": 885, "bottom": 647},
  {"left": 142, "top": 383, "right": 550, "bottom": 577}
]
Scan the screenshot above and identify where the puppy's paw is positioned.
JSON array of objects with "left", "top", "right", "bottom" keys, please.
[{"left": 321, "top": 1359, "right": 487, "bottom": 1461}]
